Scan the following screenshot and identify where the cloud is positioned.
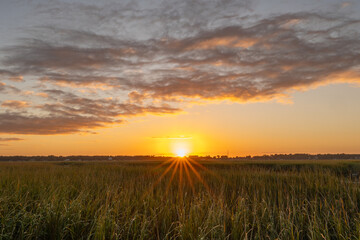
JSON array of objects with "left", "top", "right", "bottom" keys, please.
[
  {"left": 0, "top": 137, "right": 24, "bottom": 142},
  {"left": 2, "top": 40, "right": 134, "bottom": 73},
  {"left": 0, "top": 137, "right": 23, "bottom": 147},
  {"left": 1, "top": 100, "right": 30, "bottom": 109},
  {"left": 0, "top": 105, "right": 179, "bottom": 135},
  {"left": 0, "top": 113, "right": 113, "bottom": 135},
  {"left": 1, "top": 3, "right": 360, "bottom": 135},
  {"left": 40, "top": 91, "right": 180, "bottom": 117},
  {"left": 0, "top": 69, "right": 23, "bottom": 82},
  {"left": 0, "top": 82, "right": 20, "bottom": 94},
  {"left": 0, "top": 90, "right": 180, "bottom": 134},
  {"left": 2, "top": 13, "right": 360, "bottom": 102},
  {"left": 34, "top": 0, "right": 253, "bottom": 40}
]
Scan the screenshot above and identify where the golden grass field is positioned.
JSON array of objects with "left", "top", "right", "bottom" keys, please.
[{"left": 0, "top": 159, "right": 359, "bottom": 239}]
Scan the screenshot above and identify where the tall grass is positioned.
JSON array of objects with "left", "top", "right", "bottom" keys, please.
[{"left": 0, "top": 160, "right": 359, "bottom": 239}]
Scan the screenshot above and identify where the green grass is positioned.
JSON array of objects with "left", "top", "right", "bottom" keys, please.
[{"left": 0, "top": 160, "right": 359, "bottom": 239}]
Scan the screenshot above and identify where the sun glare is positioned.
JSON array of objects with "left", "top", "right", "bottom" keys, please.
[
  {"left": 175, "top": 148, "right": 188, "bottom": 157},
  {"left": 171, "top": 140, "right": 191, "bottom": 157}
]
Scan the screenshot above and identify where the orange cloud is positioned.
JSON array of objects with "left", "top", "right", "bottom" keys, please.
[
  {"left": 1, "top": 100, "right": 30, "bottom": 109},
  {"left": 187, "top": 37, "right": 257, "bottom": 50}
]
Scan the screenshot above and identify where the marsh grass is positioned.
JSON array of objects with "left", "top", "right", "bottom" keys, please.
[{"left": 0, "top": 160, "right": 359, "bottom": 239}]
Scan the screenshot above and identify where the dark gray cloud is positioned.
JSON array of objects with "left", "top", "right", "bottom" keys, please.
[
  {"left": 0, "top": 113, "right": 112, "bottom": 135},
  {"left": 0, "top": 104, "right": 179, "bottom": 135},
  {"left": 38, "top": 94, "right": 180, "bottom": 118},
  {"left": 2, "top": 39, "right": 136, "bottom": 73},
  {"left": 0, "top": 90, "right": 180, "bottom": 134},
  {"left": 5, "top": 12, "right": 358, "bottom": 101}
]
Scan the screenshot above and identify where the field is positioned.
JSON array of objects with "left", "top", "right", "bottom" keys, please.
[{"left": 0, "top": 159, "right": 359, "bottom": 239}]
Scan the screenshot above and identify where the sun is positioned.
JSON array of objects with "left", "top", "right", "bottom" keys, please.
[
  {"left": 171, "top": 140, "right": 191, "bottom": 157},
  {"left": 175, "top": 148, "right": 188, "bottom": 157}
]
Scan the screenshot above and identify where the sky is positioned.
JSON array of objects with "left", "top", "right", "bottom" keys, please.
[{"left": 0, "top": 0, "right": 359, "bottom": 156}]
